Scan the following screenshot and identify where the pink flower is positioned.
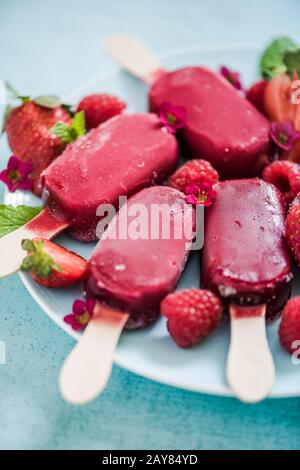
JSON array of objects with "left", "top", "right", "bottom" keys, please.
[
  {"left": 185, "top": 182, "right": 216, "bottom": 207},
  {"left": 64, "top": 298, "right": 95, "bottom": 331},
  {"left": 159, "top": 101, "right": 186, "bottom": 134},
  {"left": 220, "top": 66, "right": 243, "bottom": 90},
  {"left": 269, "top": 121, "right": 300, "bottom": 151},
  {"left": 0, "top": 156, "right": 33, "bottom": 192}
]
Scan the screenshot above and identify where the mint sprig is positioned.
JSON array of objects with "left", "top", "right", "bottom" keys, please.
[
  {"left": 260, "top": 36, "right": 298, "bottom": 80},
  {"left": 21, "top": 239, "right": 62, "bottom": 279},
  {"left": 0, "top": 205, "right": 43, "bottom": 238},
  {"left": 51, "top": 111, "right": 86, "bottom": 144}
]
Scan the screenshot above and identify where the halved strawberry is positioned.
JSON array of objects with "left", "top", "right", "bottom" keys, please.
[
  {"left": 20, "top": 238, "right": 87, "bottom": 288},
  {"left": 264, "top": 74, "right": 300, "bottom": 130}
]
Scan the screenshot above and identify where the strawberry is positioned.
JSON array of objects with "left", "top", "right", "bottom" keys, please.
[
  {"left": 264, "top": 74, "right": 300, "bottom": 130},
  {"left": 77, "top": 94, "right": 126, "bottom": 129},
  {"left": 20, "top": 238, "right": 87, "bottom": 288},
  {"left": 161, "top": 289, "right": 223, "bottom": 348},
  {"left": 279, "top": 297, "right": 300, "bottom": 355},
  {"left": 246, "top": 80, "right": 267, "bottom": 114},
  {"left": 5, "top": 96, "right": 72, "bottom": 196},
  {"left": 262, "top": 160, "right": 300, "bottom": 203},
  {"left": 168, "top": 159, "right": 219, "bottom": 193},
  {"left": 286, "top": 204, "right": 300, "bottom": 265}
]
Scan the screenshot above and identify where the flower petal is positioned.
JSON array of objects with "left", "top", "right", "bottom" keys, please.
[
  {"left": 185, "top": 194, "right": 199, "bottom": 205},
  {"left": 72, "top": 299, "right": 86, "bottom": 316},
  {"left": 86, "top": 298, "right": 96, "bottom": 315},
  {"left": 7, "top": 156, "right": 20, "bottom": 170},
  {"left": 18, "top": 161, "right": 33, "bottom": 177}
]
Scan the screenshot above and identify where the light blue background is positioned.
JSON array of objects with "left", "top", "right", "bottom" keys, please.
[{"left": 1, "top": 0, "right": 300, "bottom": 450}]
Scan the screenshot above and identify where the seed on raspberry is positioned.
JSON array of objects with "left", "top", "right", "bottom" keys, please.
[
  {"left": 168, "top": 159, "right": 219, "bottom": 193},
  {"left": 161, "top": 289, "right": 223, "bottom": 348},
  {"left": 279, "top": 297, "right": 300, "bottom": 355},
  {"left": 262, "top": 160, "right": 300, "bottom": 203}
]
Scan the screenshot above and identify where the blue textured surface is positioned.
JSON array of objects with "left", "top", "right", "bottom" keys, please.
[{"left": 1, "top": 0, "right": 300, "bottom": 450}]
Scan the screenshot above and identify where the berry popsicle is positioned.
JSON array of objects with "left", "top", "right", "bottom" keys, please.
[
  {"left": 105, "top": 36, "right": 271, "bottom": 178},
  {"left": 149, "top": 67, "right": 271, "bottom": 178},
  {"left": 0, "top": 113, "right": 178, "bottom": 277},
  {"left": 60, "top": 186, "right": 195, "bottom": 404},
  {"left": 202, "top": 178, "right": 293, "bottom": 402},
  {"left": 42, "top": 113, "right": 178, "bottom": 241}
]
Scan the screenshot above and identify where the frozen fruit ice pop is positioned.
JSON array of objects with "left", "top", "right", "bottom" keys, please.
[
  {"left": 201, "top": 178, "right": 293, "bottom": 320},
  {"left": 84, "top": 186, "right": 195, "bottom": 329},
  {"left": 149, "top": 67, "right": 271, "bottom": 178},
  {"left": 42, "top": 113, "right": 178, "bottom": 241}
]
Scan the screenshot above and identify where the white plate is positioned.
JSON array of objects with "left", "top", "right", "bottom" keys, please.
[{"left": 3, "top": 44, "right": 300, "bottom": 398}]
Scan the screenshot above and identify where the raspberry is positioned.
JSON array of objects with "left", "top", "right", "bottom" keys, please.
[
  {"left": 168, "top": 159, "right": 219, "bottom": 193},
  {"left": 289, "top": 191, "right": 300, "bottom": 211},
  {"left": 246, "top": 80, "right": 267, "bottom": 114},
  {"left": 77, "top": 94, "right": 126, "bottom": 129},
  {"left": 279, "top": 297, "right": 300, "bottom": 354},
  {"left": 262, "top": 160, "right": 300, "bottom": 203},
  {"left": 161, "top": 289, "right": 223, "bottom": 348},
  {"left": 286, "top": 204, "right": 300, "bottom": 265}
]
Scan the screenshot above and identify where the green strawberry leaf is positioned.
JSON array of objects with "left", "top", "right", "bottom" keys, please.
[
  {"left": 20, "top": 239, "right": 62, "bottom": 279},
  {"left": 260, "top": 36, "right": 298, "bottom": 80},
  {"left": 33, "top": 95, "right": 61, "bottom": 109},
  {"left": 51, "top": 111, "right": 86, "bottom": 143},
  {"left": 1, "top": 104, "right": 13, "bottom": 135},
  {"left": 71, "top": 111, "right": 85, "bottom": 136},
  {"left": 0, "top": 205, "right": 43, "bottom": 238},
  {"left": 4, "top": 81, "right": 20, "bottom": 99},
  {"left": 284, "top": 49, "right": 300, "bottom": 77}
]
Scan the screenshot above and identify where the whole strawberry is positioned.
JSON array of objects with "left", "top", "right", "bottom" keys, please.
[
  {"left": 279, "top": 297, "right": 300, "bottom": 355},
  {"left": 262, "top": 160, "right": 300, "bottom": 203},
  {"left": 286, "top": 203, "right": 300, "bottom": 265},
  {"left": 77, "top": 94, "right": 126, "bottom": 129},
  {"left": 161, "top": 289, "right": 223, "bottom": 348},
  {"left": 5, "top": 97, "right": 71, "bottom": 195},
  {"left": 168, "top": 159, "right": 219, "bottom": 193}
]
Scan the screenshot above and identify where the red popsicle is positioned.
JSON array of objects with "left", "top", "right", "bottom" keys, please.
[
  {"left": 149, "top": 67, "right": 271, "bottom": 179},
  {"left": 202, "top": 178, "right": 293, "bottom": 402},
  {"left": 105, "top": 36, "right": 271, "bottom": 179},
  {"left": 60, "top": 186, "right": 195, "bottom": 403}
]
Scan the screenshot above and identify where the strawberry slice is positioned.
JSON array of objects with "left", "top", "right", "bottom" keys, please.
[{"left": 20, "top": 238, "right": 87, "bottom": 288}]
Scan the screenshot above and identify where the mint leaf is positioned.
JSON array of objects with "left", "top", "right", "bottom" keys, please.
[
  {"left": 51, "top": 111, "right": 86, "bottom": 143},
  {"left": 260, "top": 37, "right": 298, "bottom": 80},
  {"left": 284, "top": 49, "right": 300, "bottom": 77},
  {"left": 34, "top": 95, "right": 61, "bottom": 109},
  {"left": 0, "top": 205, "right": 43, "bottom": 238}
]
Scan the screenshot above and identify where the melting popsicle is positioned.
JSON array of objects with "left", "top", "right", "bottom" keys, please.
[
  {"left": 0, "top": 113, "right": 178, "bottom": 277},
  {"left": 201, "top": 178, "right": 293, "bottom": 402},
  {"left": 105, "top": 36, "right": 271, "bottom": 179},
  {"left": 60, "top": 186, "right": 195, "bottom": 403}
]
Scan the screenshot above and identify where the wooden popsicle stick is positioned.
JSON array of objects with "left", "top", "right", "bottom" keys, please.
[
  {"left": 227, "top": 304, "right": 275, "bottom": 403},
  {"left": 0, "top": 208, "right": 69, "bottom": 278},
  {"left": 59, "top": 301, "right": 128, "bottom": 405},
  {"left": 104, "top": 35, "right": 166, "bottom": 85}
]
